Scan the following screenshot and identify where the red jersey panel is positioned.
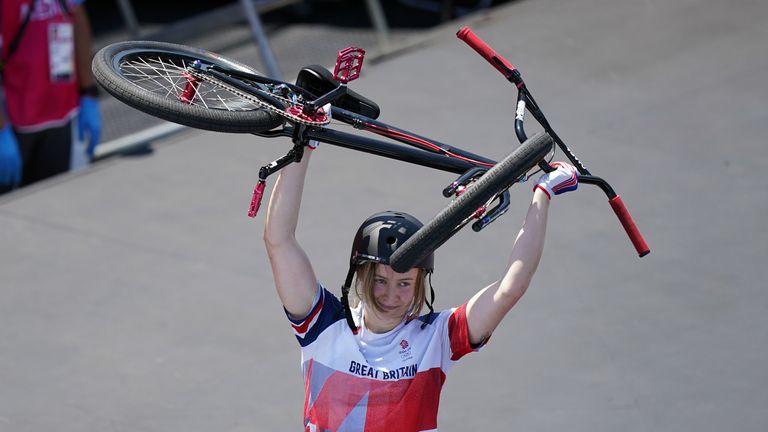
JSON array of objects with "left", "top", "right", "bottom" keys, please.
[{"left": 1, "top": 0, "right": 83, "bottom": 131}]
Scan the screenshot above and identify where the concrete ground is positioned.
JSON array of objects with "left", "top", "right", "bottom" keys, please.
[{"left": 2, "top": 0, "right": 767, "bottom": 431}]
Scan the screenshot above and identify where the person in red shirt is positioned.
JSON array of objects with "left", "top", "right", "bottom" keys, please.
[{"left": 0, "top": 0, "right": 101, "bottom": 193}]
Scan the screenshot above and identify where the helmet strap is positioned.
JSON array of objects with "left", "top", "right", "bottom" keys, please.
[
  {"left": 341, "top": 266, "right": 359, "bottom": 333},
  {"left": 421, "top": 272, "right": 436, "bottom": 329}
]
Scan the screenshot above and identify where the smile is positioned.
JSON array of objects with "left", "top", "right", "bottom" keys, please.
[{"left": 379, "top": 304, "right": 400, "bottom": 312}]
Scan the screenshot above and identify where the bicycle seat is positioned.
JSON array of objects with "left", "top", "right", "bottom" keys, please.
[{"left": 295, "top": 65, "right": 381, "bottom": 119}]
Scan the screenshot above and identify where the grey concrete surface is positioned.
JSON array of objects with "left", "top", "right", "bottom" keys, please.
[{"left": 2, "top": 0, "right": 768, "bottom": 431}]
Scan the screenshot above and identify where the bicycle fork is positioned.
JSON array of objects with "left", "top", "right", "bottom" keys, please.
[{"left": 442, "top": 167, "right": 513, "bottom": 232}]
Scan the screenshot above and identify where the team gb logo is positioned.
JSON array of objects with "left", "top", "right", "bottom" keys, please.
[{"left": 399, "top": 339, "right": 413, "bottom": 361}]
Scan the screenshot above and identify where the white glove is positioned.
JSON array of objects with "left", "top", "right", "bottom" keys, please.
[{"left": 533, "top": 161, "right": 578, "bottom": 199}]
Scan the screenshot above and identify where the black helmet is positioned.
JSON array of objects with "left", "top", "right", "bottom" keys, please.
[
  {"left": 340, "top": 211, "right": 436, "bottom": 333},
  {"left": 349, "top": 211, "right": 434, "bottom": 272}
]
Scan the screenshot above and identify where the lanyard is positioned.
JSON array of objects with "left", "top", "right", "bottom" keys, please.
[
  {"left": 4, "top": 0, "right": 38, "bottom": 63},
  {"left": 2, "top": 0, "right": 72, "bottom": 64}
]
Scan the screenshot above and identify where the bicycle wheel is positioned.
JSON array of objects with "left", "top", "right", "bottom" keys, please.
[
  {"left": 390, "top": 132, "right": 554, "bottom": 273},
  {"left": 93, "top": 41, "right": 284, "bottom": 133}
]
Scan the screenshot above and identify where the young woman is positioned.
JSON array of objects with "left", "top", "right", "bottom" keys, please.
[{"left": 263, "top": 141, "right": 578, "bottom": 432}]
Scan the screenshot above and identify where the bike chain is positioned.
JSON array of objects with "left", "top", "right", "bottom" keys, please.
[{"left": 187, "top": 69, "right": 331, "bottom": 127}]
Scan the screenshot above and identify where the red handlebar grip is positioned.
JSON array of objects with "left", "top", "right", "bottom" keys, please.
[
  {"left": 457, "top": 26, "right": 517, "bottom": 79},
  {"left": 609, "top": 195, "right": 650, "bottom": 257}
]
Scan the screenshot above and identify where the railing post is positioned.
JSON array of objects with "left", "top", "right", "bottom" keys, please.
[
  {"left": 239, "top": 0, "right": 283, "bottom": 80},
  {"left": 364, "top": 0, "right": 391, "bottom": 53},
  {"left": 116, "top": 0, "right": 141, "bottom": 38}
]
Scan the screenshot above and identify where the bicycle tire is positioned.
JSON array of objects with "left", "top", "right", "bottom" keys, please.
[
  {"left": 93, "top": 41, "right": 284, "bottom": 133},
  {"left": 390, "top": 132, "right": 554, "bottom": 273}
]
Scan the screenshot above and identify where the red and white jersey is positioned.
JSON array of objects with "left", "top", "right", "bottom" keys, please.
[
  {"left": 1, "top": 0, "right": 83, "bottom": 131},
  {"left": 287, "top": 285, "right": 486, "bottom": 432}
]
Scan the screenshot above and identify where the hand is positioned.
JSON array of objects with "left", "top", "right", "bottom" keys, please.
[
  {"left": 0, "top": 125, "right": 22, "bottom": 187},
  {"left": 534, "top": 161, "right": 578, "bottom": 199},
  {"left": 78, "top": 96, "right": 102, "bottom": 158}
]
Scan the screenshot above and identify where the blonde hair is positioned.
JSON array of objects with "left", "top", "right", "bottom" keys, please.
[{"left": 354, "top": 262, "right": 427, "bottom": 321}]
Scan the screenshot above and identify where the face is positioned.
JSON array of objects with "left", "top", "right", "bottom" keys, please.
[{"left": 366, "top": 264, "right": 420, "bottom": 331}]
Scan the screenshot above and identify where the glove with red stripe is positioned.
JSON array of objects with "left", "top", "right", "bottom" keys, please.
[{"left": 533, "top": 161, "right": 579, "bottom": 199}]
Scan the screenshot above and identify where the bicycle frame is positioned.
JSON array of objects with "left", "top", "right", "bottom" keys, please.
[
  {"left": 205, "top": 27, "right": 649, "bottom": 257},
  {"left": 195, "top": 62, "right": 498, "bottom": 176},
  {"left": 259, "top": 112, "right": 495, "bottom": 174}
]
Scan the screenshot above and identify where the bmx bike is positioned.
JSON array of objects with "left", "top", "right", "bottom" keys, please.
[{"left": 92, "top": 26, "right": 650, "bottom": 271}]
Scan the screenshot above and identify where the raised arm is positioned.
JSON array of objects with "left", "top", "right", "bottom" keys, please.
[
  {"left": 263, "top": 148, "right": 319, "bottom": 318},
  {"left": 465, "top": 162, "right": 578, "bottom": 345}
]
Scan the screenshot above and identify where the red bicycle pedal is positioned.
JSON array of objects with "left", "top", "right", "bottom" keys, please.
[
  {"left": 248, "top": 180, "right": 266, "bottom": 218},
  {"left": 333, "top": 47, "right": 365, "bottom": 83}
]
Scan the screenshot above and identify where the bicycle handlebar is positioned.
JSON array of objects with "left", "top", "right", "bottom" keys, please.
[{"left": 458, "top": 25, "right": 650, "bottom": 258}]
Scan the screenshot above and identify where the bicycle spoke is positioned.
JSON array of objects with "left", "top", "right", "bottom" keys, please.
[
  {"left": 124, "top": 57, "right": 179, "bottom": 95},
  {"left": 176, "top": 59, "right": 211, "bottom": 109},
  {"left": 157, "top": 57, "right": 180, "bottom": 92},
  {"left": 117, "top": 54, "right": 272, "bottom": 112},
  {"left": 163, "top": 58, "right": 183, "bottom": 98},
  {"left": 216, "top": 94, "right": 232, "bottom": 111},
  {"left": 145, "top": 57, "right": 183, "bottom": 93}
]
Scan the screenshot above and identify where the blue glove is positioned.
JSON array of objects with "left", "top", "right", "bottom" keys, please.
[
  {"left": 0, "top": 125, "right": 22, "bottom": 187},
  {"left": 534, "top": 161, "right": 579, "bottom": 200},
  {"left": 78, "top": 96, "right": 102, "bottom": 158}
]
